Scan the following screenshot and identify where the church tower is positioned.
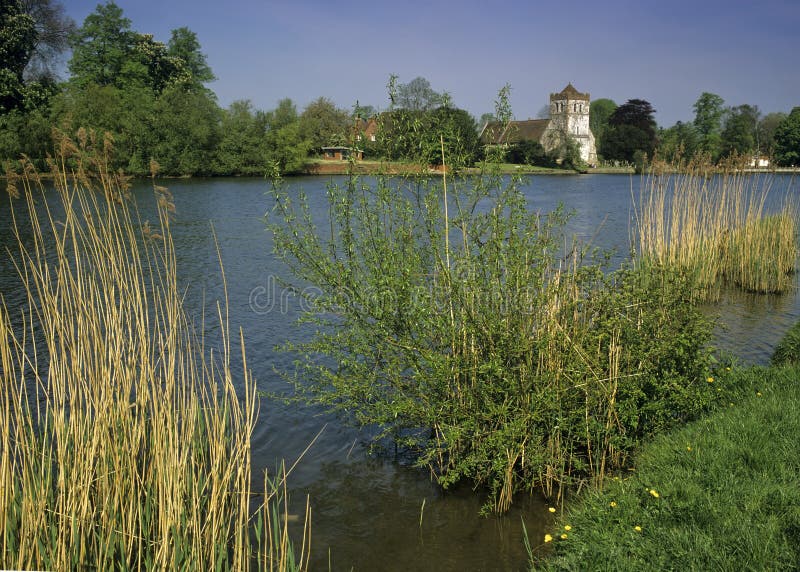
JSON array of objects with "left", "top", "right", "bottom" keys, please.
[{"left": 546, "top": 83, "right": 597, "bottom": 164}]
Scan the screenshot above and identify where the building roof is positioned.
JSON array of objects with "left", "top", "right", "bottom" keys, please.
[
  {"left": 480, "top": 119, "right": 550, "bottom": 145},
  {"left": 551, "top": 83, "right": 590, "bottom": 101}
]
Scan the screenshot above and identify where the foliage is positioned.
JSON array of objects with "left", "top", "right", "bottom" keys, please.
[
  {"left": 213, "top": 99, "right": 270, "bottom": 175},
  {"left": 588, "top": 97, "right": 616, "bottom": 154},
  {"left": 67, "top": 1, "right": 136, "bottom": 89},
  {"left": 268, "top": 144, "right": 716, "bottom": 512},
  {"left": 600, "top": 99, "right": 657, "bottom": 164},
  {"left": 1, "top": 139, "right": 310, "bottom": 570},
  {"left": 505, "top": 139, "right": 553, "bottom": 167},
  {"left": 692, "top": 92, "right": 725, "bottom": 159},
  {"left": 758, "top": 111, "right": 787, "bottom": 159},
  {"left": 298, "top": 96, "right": 350, "bottom": 151},
  {"left": 719, "top": 104, "right": 760, "bottom": 158},
  {"left": 264, "top": 99, "right": 310, "bottom": 175},
  {"left": 535, "top": 366, "right": 800, "bottom": 571},
  {"left": 0, "top": 0, "right": 37, "bottom": 112},
  {"left": 773, "top": 107, "right": 800, "bottom": 167},
  {"left": 393, "top": 75, "right": 444, "bottom": 111},
  {"left": 657, "top": 121, "right": 699, "bottom": 164}
]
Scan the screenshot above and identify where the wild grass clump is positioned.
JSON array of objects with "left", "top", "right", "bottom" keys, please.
[
  {"left": 533, "top": 365, "right": 800, "bottom": 571},
  {"left": 268, "top": 102, "right": 718, "bottom": 512},
  {"left": 634, "top": 157, "right": 797, "bottom": 301},
  {"left": 0, "top": 132, "right": 309, "bottom": 570}
]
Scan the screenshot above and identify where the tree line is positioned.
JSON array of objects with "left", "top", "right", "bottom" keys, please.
[{"left": 1, "top": 0, "right": 798, "bottom": 177}]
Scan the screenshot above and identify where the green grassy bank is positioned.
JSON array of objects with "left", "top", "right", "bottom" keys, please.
[{"left": 533, "top": 364, "right": 800, "bottom": 571}]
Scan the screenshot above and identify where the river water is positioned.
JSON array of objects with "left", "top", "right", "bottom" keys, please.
[{"left": 1, "top": 173, "right": 797, "bottom": 571}]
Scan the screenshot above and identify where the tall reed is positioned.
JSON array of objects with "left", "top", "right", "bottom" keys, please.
[
  {"left": 0, "top": 131, "right": 309, "bottom": 570},
  {"left": 634, "top": 157, "right": 797, "bottom": 300}
]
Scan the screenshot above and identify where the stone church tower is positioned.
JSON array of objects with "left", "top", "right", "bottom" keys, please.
[{"left": 543, "top": 83, "right": 597, "bottom": 164}]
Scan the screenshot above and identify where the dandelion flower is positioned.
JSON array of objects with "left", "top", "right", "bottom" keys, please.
[
  {"left": 757, "top": 392, "right": 762, "bottom": 397},
  {"left": 706, "top": 376, "right": 714, "bottom": 383},
  {"left": 560, "top": 533, "right": 568, "bottom": 540},
  {"left": 548, "top": 507, "right": 556, "bottom": 513},
  {"left": 610, "top": 501, "right": 617, "bottom": 508},
  {"left": 726, "top": 367, "right": 731, "bottom": 371},
  {"left": 634, "top": 525, "right": 642, "bottom": 532},
  {"left": 564, "top": 525, "right": 572, "bottom": 531},
  {"left": 649, "top": 489, "right": 660, "bottom": 498},
  {"left": 544, "top": 534, "right": 553, "bottom": 543},
  {"left": 687, "top": 446, "right": 692, "bottom": 451}
]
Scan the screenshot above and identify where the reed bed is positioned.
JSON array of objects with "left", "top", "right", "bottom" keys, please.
[
  {"left": 634, "top": 158, "right": 797, "bottom": 301},
  {"left": 0, "top": 134, "right": 309, "bottom": 570}
]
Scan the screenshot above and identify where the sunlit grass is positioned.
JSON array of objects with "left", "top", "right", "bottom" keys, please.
[{"left": 533, "top": 365, "right": 800, "bottom": 570}]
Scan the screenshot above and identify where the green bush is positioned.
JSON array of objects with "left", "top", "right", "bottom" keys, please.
[{"left": 268, "top": 165, "right": 717, "bottom": 512}]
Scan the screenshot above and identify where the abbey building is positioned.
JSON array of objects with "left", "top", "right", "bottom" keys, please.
[{"left": 480, "top": 83, "right": 598, "bottom": 164}]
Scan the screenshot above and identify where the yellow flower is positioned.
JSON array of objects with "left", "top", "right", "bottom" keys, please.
[
  {"left": 757, "top": 392, "right": 762, "bottom": 397},
  {"left": 610, "top": 501, "right": 617, "bottom": 507},
  {"left": 544, "top": 534, "right": 553, "bottom": 543},
  {"left": 687, "top": 446, "right": 692, "bottom": 451},
  {"left": 560, "top": 533, "right": 568, "bottom": 540},
  {"left": 634, "top": 525, "right": 642, "bottom": 532},
  {"left": 726, "top": 367, "right": 731, "bottom": 371},
  {"left": 706, "top": 376, "right": 714, "bottom": 383},
  {"left": 548, "top": 507, "right": 556, "bottom": 513},
  {"left": 564, "top": 525, "right": 572, "bottom": 531},
  {"left": 649, "top": 489, "right": 660, "bottom": 498}
]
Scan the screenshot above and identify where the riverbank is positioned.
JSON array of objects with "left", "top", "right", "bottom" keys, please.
[
  {"left": 534, "top": 363, "right": 800, "bottom": 571},
  {"left": 301, "top": 159, "right": 634, "bottom": 176}
]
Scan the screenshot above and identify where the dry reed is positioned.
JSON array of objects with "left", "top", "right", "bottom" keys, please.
[
  {"left": 0, "top": 133, "right": 309, "bottom": 570},
  {"left": 634, "top": 157, "right": 797, "bottom": 300}
]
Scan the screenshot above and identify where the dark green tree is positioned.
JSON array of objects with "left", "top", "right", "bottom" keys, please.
[
  {"left": 758, "top": 112, "right": 787, "bottom": 159},
  {"left": 774, "top": 107, "right": 800, "bottom": 167},
  {"left": 0, "top": 0, "right": 37, "bottom": 112},
  {"left": 264, "top": 98, "right": 310, "bottom": 175},
  {"left": 505, "top": 139, "right": 551, "bottom": 166},
  {"left": 600, "top": 99, "right": 657, "bottom": 163},
  {"left": 719, "top": 104, "right": 760, "bottom": 158}
]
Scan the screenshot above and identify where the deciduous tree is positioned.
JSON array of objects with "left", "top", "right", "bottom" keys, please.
[{"left": 774, "top": 107, "right": 800, "bottom": 167}]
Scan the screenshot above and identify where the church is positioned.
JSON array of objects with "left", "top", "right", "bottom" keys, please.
[{"left": 479, "top": 83, "right": 598, "bottom": 165}]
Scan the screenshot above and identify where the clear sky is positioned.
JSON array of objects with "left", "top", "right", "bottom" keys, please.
[{"left": 61, "top": 0, "right": 799, "bottom": 127}]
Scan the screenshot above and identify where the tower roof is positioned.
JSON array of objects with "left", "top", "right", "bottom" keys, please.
[{"left": 551, "top": 83, "right": 590, "bottom": 101}]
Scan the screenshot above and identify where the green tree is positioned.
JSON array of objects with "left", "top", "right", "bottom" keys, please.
[
  {"left": 167, "top": 26, "right": 214, "bottom": 88},
  {"left": 589, "top": 98, "right": 617, "bottom": 156},
  {"left": 264, "top": 98, "right": 309, "bottom": 175},
  {"left": 774, "top": 107, "right": 800, "bottom": 167},
  {"left": 67, "top": 1, "right": 136, "bottom": 89},
  {"left": 151, "top": 85, "right": 219, "bottom": 175},
  {"left": 213, "top": 99, "right": 270, "bottom": 175},
  {"left": 758, "top": 111, "right": 786, "bottom": 159},
  {"left": 600, "top": 99, "right": 657, "bottom": 164},
  {"left": 298, "top": 96, "right": 350, "bottom": 151},
  {"left": 719, "top": 104, "right": 760, "bottom": 158},
  {"left": 657, "top": 121, "right": 700, "bottom": 163},
  {"left": 693, "top": 92, "right": 725, "bottom": 159},
  {"left": 395, "top": 76, "right": 443, "bottom": 111},
  {"left": 0, "top": 0, "right": 37, "bottom": 112}
]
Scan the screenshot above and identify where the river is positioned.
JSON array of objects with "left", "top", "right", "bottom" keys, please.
[{"left": 1, "top": 172, "right": 797, "bottom": 571}]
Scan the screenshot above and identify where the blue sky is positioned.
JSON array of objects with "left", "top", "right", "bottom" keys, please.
[{"left": 61, "top": 0, "right": 799, "bottom": 127}]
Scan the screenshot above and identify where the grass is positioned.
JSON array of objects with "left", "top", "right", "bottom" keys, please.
[
  {"left": 0, "top": 131, "right": 309, "bottom": 570},
  {"left": 634, "top": 158, "right": 797, "bottom": 301},
  {"left": 532, "top": 364, "right": 800, "bottom": 571}
]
